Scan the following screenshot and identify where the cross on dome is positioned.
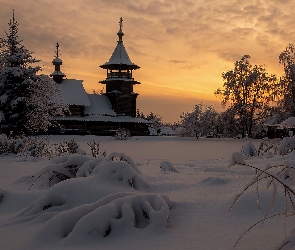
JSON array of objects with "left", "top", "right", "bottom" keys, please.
[
  {"left": 55, "top": 42, "right": 60, "bottom": 58},
  {"left": 119, "top": 17, "right": 123, "bottom": 31},
  {"left": 50, "top": 42, "right": 66, "bottom": 83},
  {"left": 117, "top": 17, "right": 124, "bottom": 42}
]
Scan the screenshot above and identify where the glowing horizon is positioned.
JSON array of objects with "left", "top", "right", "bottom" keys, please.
[{"left": 0, "top": 0, "right": 292, "bottom": 123}]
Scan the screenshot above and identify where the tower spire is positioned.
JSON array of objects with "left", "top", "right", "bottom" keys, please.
[
  {"left": 99, "top": 18, "right": 140, "bottom": 117},
  {"left": 117, "top": 17, "right": 124, "bottom": 43}
]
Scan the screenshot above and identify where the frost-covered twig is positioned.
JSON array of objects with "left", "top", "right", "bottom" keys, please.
[
  {"left": 233, "top": 213, "right": 288, "bottom": 248},
  {"left": 229, "top": 152, "right": 295, "bottom": 249},
  {"left": 87, "top": 140, "right": 106, "bottom": 158}
]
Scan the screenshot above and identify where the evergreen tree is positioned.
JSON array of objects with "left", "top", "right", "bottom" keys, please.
[
  {"left": 145, "top": 112, "right": 163, "bottom": 129},
  {"left": 136, "top": 110, "right": 163, "bottom": 129},
  {"left": 0, "top": 11, "right": 66, "bottom": 135}
]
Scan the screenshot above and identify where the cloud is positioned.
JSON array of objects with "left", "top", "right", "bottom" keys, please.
[
  {"left": 170, "top": 60, "right": 186, "bottom": 64},
  {"left": 2, "top": 0, "right": 295, "bottom": 122},
  {"left": 216, "top": 52, "right": 245, "bottom": 63}
]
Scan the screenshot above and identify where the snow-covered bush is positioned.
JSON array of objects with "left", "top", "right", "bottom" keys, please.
[
  {"left": 97, "top": 161, "right": 148, "bottom": 190},
  {"left": 30, "top": 152, "right": 144, "bottom": 190},
  {"left": 53, "top": 138, "right": 86, "bottom": 156},
  {"left": 114, "top": 128, "right": 131, "bottom": 140},
  {"left": 0, "top": 134, "right": 85, "bottom": 160},
  {"left": 76, "top": 157, "right": 109, "bottom": 177},
  {"left": 87, "top": 140, "right": 106, "bottom": 158},
  {"left": 277, "top": 136, "right": 295, "bottom": 156},
  {"left": 108, "top": 152, "right": 141, "bottom": 174},
  {"left": 0, "top": 133, "right": 22, "bottom": 154},
  {"left": 0, "top": 134, "right": 45, "bottom": 156},
  {"left": 257, "top": 137, "right": 279, "bottom": 156},
  {"left": 241, "top": 141, "right": 258, "bottom": 157},
  {"left": 18, "top": 148, "right": 171, "bottom": 246},
  {"left": 20, "top": 191, "right": 170, "bottom": 244},
  {"left": 17, "top": 136, "right": 51, "bottom": 159},
  {"left": 240, "top": 136, "right": 295, "bottom": 159},
  {"left": 30, "top": 154, "right": 93, "bottom": 189},
  {"left": 240, "top": 138, "right": 283, "bottom": 159},
  {"left": 160, "top": 161, "right": 179, "bottom": 173},
  {"left": 0, "top": 134, "right": 9, "bottom": 154}
]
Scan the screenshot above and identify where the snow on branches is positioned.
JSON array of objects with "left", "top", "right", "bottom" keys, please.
[
  {"left": 0, "top": 12, "right": 67, "bottom": 135},
  {"left": 180, "top": 103, "right": 217, "bottom": 137}
]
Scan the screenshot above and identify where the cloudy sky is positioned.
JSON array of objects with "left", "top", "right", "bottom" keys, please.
[{"left": 0, "top": 0, "right": 294, "bottom": 123}]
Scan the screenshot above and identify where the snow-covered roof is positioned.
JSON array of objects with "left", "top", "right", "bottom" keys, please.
[
  {"left": 160, "top": 126, "right": 177, "bottom": 136},
  {"left": 58, "top": 79, "right": 91, "bottom": 106},
  {"left": 56, "top": 115, "right": 150, "bottom": 123},
  {"left": 100, "top": 42, "right": 139, "bottom": 70},
  {"left": 280, "top": 117, "right": 295, "bottom": 128},
  {"left": 84, "top": 94, "right": 116, "bottom": 116},
  {"left": 104, "top": 78, "right": 136, "bottom": 82},
  {"left": 263, "top": 115, "right": 279, "bottom": 126}
]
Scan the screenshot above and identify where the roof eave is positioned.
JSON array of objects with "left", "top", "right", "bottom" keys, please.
[{"left": 99, "top": 64, "right": 140, "bottom": 70}]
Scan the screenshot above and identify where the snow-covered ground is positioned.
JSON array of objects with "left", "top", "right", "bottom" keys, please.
[{"left": 0, "top": 135, "right": 294, "bottom": 250}]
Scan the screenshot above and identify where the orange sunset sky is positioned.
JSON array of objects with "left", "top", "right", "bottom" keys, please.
[{"left": 0, "top": 0, "right": 294, "bottom": 123}]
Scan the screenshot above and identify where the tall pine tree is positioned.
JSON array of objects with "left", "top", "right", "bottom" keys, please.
[{"left": 0, "top": 11, "right": 66, "bottom": 135}]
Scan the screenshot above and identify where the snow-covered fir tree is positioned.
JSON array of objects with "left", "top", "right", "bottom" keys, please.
[
  {"left": 0, "top": 11, "right": 66, "bottom": 135},
  {"left": 136, "top": 110, "right": 163, "bottom": 130}
]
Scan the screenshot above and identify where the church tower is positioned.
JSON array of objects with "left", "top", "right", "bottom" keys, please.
[
  {"left": 50, "top": 43, "right": 66, "bottom": 83},
  {"left": 99, "top": 17, "right": 140, "bottom": 117}
]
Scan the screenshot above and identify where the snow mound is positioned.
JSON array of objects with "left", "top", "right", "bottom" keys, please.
[
  {"left": 26, "top": 193, "right": 170, "bottom": 247},
  {"left": 108, "top": 152, "right": 141, "bottom": 174},
  {"left": 30, "top": 154, "right": 94, "bottom": 189},
  {"left": 30, "top": 152, "right": 144, "bottom": 190},
  {"left": 9, "top": 166, "right": 168, "bottom": 249},
  {"left": 76, "top": 157, "right": 109, "bottom": 177},
  {"left": 92, "top": 161, "right": 149, "bottom": 190},
  {"left": 160, "top": 161, "right": 179, "bottom": 173},
  {"left": 229, "top": 152, "right": 246, "bottom": 166}
]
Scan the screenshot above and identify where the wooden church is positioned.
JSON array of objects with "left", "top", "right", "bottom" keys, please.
[{"left": 50, "top": 18, "right": 150, "bottom": 136}]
